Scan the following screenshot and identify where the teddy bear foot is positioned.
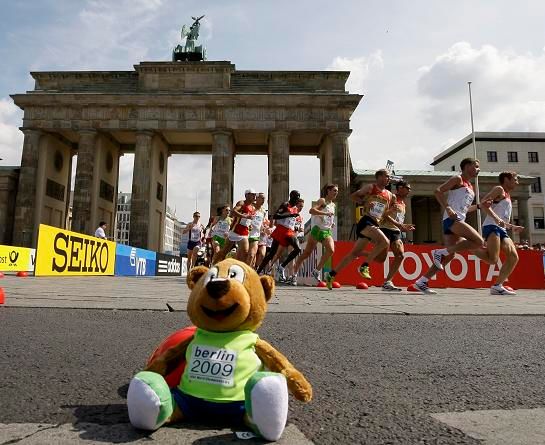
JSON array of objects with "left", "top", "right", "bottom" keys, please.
[
  {"left": 245, "top": 372, "right": 289, "bottom": 441},
  {"left": 127, "top": 371, "right": 175, "bottom": 430}
]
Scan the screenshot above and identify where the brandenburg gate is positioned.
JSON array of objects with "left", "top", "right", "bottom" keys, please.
[{"left": 11, "top": 61, "right": 362, "bottom": 250}]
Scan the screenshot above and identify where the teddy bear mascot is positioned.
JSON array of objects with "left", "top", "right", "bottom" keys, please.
[{"left": 126, "top": 258, "right": 313, "bottom": 441}]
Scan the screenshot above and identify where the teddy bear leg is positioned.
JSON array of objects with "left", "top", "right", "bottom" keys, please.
[
  {"left": 244, "top": 371, "right": 289, "bottom": 441},
  {"left": 127, "top": 371, "right": 176, "bottom": 430}
]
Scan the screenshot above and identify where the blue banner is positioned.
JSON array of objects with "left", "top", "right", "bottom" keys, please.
[{"left": 115, "top": 244, "right": 157, "bottom": 276}]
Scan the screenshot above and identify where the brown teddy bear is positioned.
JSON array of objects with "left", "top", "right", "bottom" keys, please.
[{"left": 127, "top": 258, "right": 312, "bottom": 441}]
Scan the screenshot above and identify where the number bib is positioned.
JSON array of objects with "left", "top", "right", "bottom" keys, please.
[
  {"left": 369, "top": 201, "right": 386, "bottom": 219},
  {"left": 187, "top": 344, "right": 237, "bottom": 387}
]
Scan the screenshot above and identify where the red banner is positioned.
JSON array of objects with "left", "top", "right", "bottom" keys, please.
[{"left": 331, "top": 242, "right": 545, "bottom": 289}]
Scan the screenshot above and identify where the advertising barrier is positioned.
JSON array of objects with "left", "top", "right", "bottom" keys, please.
[
  {"left": 0, "top": 245, "right": 35, "bottom": 272},
  {"left": 155, "top": 253, "right": 182, "bottom": 276},
  {"left": 115, "top": 244, "right": 156, "bottom": 276},
  {"left": 35, "top": 224, "right": 116, "bottom": 276},
  {"left": 332, "top": 242, "right": 545, "bottom": 289}
]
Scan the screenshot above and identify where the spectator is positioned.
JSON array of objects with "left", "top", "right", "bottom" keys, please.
[{"left": 95, "top": 221, "right": 107, "bottom": 239}]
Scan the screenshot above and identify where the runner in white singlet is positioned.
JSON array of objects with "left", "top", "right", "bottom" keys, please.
[
  {"left": 247, "top": 193, "right": 267, "bottom": 267},
  {"left": 480, "top": 171, "right": 524, "bottom": 295}
]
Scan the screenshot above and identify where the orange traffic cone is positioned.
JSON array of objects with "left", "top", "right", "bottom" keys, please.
[
  {"left": 16, "top": 271, "right": 28, "bottom": 278},
  {"left": 0, "top": 272, "right": 4, "bottom": 278},
  {"left": 0, "top": 287, "right": 5, "bottom": 305}
]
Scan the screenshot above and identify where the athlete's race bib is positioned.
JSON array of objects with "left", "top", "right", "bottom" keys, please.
[
  {"left": 187, "top": 344, "right": 237, "bottom": 387},
  {"left": 369, "top": 201, "right": 386, "bottom": 219},
  {"left": 323, "top": 214, "right": 334, "bottom": 228},
  {"left": 395, "top": 211, "right": 405, "bottom": 224},
  {"left": 239, "top": 218, "right": 251, "bottom": 227}
]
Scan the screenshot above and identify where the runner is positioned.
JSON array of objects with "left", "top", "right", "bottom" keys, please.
[
  {"left": 480, "top": 171, "right": 524, "bottom": 295},
  {"left": 324, "top": 169, "right": 394, "bottom": 290},
  {"left": 256, "top": 190, "right": 302, "bottom": 281},
  {"left": 290, "top": 184, "right": 338, "bottom": 285},
  {"left": 247, "top": 193, "right": 267, "bottom": 267},
  {"left": 366, "top": 180, "right": 415, "bottom": 291},
  {"left": 209, "top": 205, "right": 232, "bottom": 263},
  {"left": 256, "top": 217, "right": 273, "bottom": 268},
  {"left": 411, "top": 158, "right": 497, "bottom": 294},
  {"left": 182, "top": 211, "right": 204, "bottom": 270},
  {"left": 214, "top": 189, "right": 256, "bottom": 264}
]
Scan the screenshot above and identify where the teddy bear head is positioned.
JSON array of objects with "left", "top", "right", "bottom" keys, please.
[{"left": 186, "top": 258, "right": 275, "bottom": 332}]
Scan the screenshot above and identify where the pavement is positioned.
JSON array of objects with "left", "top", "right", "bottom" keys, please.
[{"left": 2, "top": 274, "right": 545, "bottom": 444}]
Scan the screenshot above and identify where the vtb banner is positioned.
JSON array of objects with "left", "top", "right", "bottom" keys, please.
[
  {"left": 0, "top": 245, "right": 35, "bottom": 272},
  {"left": 332, "top": 242, "right": 545, "bottom": 289},
  {"left": 115, "top": 244, "right": 156, "bottom": 277},
  {"left": 35, "top": 224, "right": 116, "bottom": 276}
]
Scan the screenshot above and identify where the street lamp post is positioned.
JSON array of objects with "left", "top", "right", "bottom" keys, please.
[{"left": 468, "top": 81, "right": 482, "bottom": 235}]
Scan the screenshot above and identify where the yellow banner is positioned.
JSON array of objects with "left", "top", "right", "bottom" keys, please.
[
  {"left": 356, "top": 206, "right": 365, "bottom": 222},
  {"left": 35, "top": 224, "right": 116, "bottom": 276},
  {"left": 0, "top": 245, "right": 34, "bottom": 272}
]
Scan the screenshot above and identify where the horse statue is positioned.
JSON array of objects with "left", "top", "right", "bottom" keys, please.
[{"left": 173, "top": 15, "right": 207, "bottom": 61}]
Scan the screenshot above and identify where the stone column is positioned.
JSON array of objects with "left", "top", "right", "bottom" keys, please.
[
  {"left": 129, "top": 131, "right": 153, "bottom": 248},
  {"left": 405, "top": 196, "right": 414, "bottom": 242},
  {"left": 210, "top": 131, "right": 234, "bottom": 215},
  {"left": 517, "top": 197, "right": 531, "bottom": 244},
  {"left": 12, "top": 129, "right": 42, "bottom": 247},
  {"left": 330, "top": 131, "right": 352, "bottom": 241},
  {"left": 71, "top": 130, "right": 98, "bottom": 235},
  {"left": 268, "top": 131, "right": 290, "bottom": 213}
]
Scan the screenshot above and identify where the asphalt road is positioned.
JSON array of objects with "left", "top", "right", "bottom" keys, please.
[{"left": 2, "top": 308, "right": 545, "bottom": 444}]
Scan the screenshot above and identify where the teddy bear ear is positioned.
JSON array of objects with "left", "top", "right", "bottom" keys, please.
[
  {"left": 260, "top": 275, "right": 275, "bottom": 302},
  {"left": 187, "top": 266, "right": 209, "bottom": 289}
]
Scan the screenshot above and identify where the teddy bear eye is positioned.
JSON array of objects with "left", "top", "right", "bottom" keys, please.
[
  {"left": 227, "top": 265, "right": 245, "bottom": 283},
  {"left": 203, "top": 267, "right": 218, "bottom": 285}
]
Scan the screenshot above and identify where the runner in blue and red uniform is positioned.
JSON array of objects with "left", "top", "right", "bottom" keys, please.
[{"left": 256, "top": 190, "right": 302, "bottom": 281}]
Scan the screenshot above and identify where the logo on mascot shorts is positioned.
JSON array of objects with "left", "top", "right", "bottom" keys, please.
[{"left": 188, "top": 345, "right": 237, "bottom": 386}]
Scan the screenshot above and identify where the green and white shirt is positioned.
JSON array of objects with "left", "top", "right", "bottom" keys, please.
[{"left": 180, "top": 328, "right": 262, "bottom": 401}]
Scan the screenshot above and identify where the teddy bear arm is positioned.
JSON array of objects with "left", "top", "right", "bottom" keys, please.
[
  {"left": 255, "top": 339, "right": 313, "bottom": 403},
  {"left": 145, "top": 336, "right": 194, "bottom": 376}
]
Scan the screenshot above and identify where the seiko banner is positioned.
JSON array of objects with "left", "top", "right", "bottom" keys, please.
[
  {"left": 35, "top": 224, "right": 116, "bottom": 276},
  {"left": 115, "top": 244, "right": 156, "bottom": 277},
  {"left": 155, "top": 253, "right": 182, "bottom": 276},
  {"left": 0, "top": 245, "right": 36, "bottom": 272}
]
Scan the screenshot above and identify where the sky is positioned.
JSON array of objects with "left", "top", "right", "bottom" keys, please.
[{"left": 1, "top": 0, "right": 545, "bottom": 223}]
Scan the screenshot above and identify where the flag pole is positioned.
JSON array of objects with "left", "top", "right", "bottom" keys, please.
[{"left": 468, "top": 81, "right": 482, "bottom": 235}]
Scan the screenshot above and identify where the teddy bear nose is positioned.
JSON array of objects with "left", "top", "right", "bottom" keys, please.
[{"left": 206, "top": 279, "right": 230, "bottom": 299}]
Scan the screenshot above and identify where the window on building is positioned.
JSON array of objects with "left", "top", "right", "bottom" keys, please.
[
  {"left": 507, "top": 151, "right": 518, "bottom": 162},
  {"left": 532, "top": 176, "right": 542, "bottom": 193},
  {"left": 487, "top": 151, "right": 498, "bottom": 162},
  {"left": 529, "top": 152, "right": 539, "bottom": 163},
  {"left": 533, "top": 207, "right": 545, "bottom": 230}
]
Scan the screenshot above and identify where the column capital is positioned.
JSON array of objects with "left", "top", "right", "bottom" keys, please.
[
  {"left": 78, "top": 128, "right": 98, "bottom": 136},
  {"left": 329, "top": 130, "right": 352, "bottom": 140},
  {"left": 212, "top": 130, "right": 232, "bottom": 138},
  {"left": 270, "top": 130, "right": 291, "bottom": 137},
  {"left": 19, "top": 128, "right": 43, "bottom": 137},
  {"left": 136, "top": 129, "right": 154, "bottom": 138}
]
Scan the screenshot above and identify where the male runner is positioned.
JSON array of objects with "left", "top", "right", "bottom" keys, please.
[
  {"left": 256, "top": 190, "right": 302, "bottom": 281},
  {"left": 247, "top": 192, "right": 267, "bottom": 267},
  {"left": 290, "top": 183, "right": 338, "bottom": 285},
  {"left": 209, "top": 205, "right": 232, "bottom": 263},
  {"left": 182, "top": 211, "right": 205, "bottom": 270},
  {"left": 325, "top": 169, "right": 395, "bottom": 290},
  {"left": 372, "top": 180, "right": 415, "bottom": 291},
  {"left": 214, "top": 189, "right": 256, "bottom": 264},
  {"left": 480, "top": 171, "right": 524, "bottom": 295},
  {"left": 411, "top": 158, "right": 496, "bottom": 294}
]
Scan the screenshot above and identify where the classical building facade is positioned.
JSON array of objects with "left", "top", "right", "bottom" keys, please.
[
  {"left": 10, "top": 61, "right": 361, "bottom": 249},
  {"left": 432, "top": 132, "right": 545, "bottom": 244},
  {"left": 352, "top": 169, "right": 535, "bottom": 245}
]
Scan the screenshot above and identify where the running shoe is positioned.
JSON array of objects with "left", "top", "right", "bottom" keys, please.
[
  {"left": 382, "top": 280, "right": 402, "bottom": 291},
  {"left": 358, "top": 264, "right": 372, "bottom": 280},
  {"left": 413, "top": 280, "right": 437, "bottom": 294},
  {"left": 324, "top": 272, "right": 334, "bottom": 290},
  {"left": 275, "top": 265, "right": 286, "bottom": 282},
  {"left": 490, "top": 284, "right": 516, "bottom": 295},
  {"left": 431, "top": 249, "right": 445, "bottom": 271},
  {"left": 287, "top": 275, "right": 298, "bottom": 286},
  {"left": 311, "top": 269, "right": 321, "bottom": 283}
]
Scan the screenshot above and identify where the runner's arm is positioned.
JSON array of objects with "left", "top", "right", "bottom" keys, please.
[
  {"left": 476, "top": 186, "right": 505, "bottom": 225},
  {"left": 435, "top": 176, "right": 462, "bottom": 217},
  {"left": 182, "top": 223, "right": 192, "bottom": 234},
  {"left": 230, "top": 201, "right": 248, "bottom": 218},
  {"left": 309, "top": 198, "right": 331, "bottom": 216},
  {"left": 350, "top": 184, "right": 372, "bottom": 205}
]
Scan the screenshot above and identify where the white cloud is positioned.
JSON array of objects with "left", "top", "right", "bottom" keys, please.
[
  {"left": 0, "top": 98, "right": 23, "bottom": 165},
  {"left": 417, "top": 42, "right": 545, "bottom": 132},
  {"left": 326, "top": 51, "right": 384, "bottom": 94}
]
